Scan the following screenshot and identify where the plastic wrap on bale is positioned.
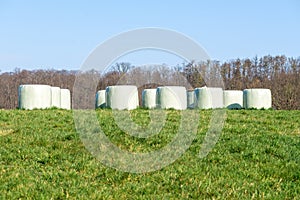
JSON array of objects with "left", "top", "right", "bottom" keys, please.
[
  {"left": 95, "top": 90, "right": 106, "bottom": 108},
  {"left": 142, "top": 89, "right": 157, "bottom": 109},
  {"left": 187, "top": 90, "right": 196, "bottom": 109},
  {"left": 194, "top": 87, "right": 223, "bottom": 109},
  {"left": 60, "top": 89, "right": 71, "bottom": 110},
  {"left": 243, "top": 89, "right": 272, "bottom": 109},
  {"left": 18, "top": 84, "right": 52, "bottom": 110},
  {"left": 156, "top": 86, "right": 187, "bottom": 110},
  {"left": 106, "top": 85, "right": 139, "bottom": 110},
  {"left": 51, "top": 87, "right": 61, "bottom": 108},
  {"left": 223, "top": 90, "right": 243, "bottom": 109}
]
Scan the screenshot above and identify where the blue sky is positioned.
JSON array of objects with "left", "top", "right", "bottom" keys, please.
[{"left": 0, "top": 0, "right": 299, "bottom": 72}]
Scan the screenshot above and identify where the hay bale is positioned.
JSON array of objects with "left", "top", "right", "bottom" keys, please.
[
  {"left": 60, "top": 89, "right": 71, "bottom": 110},
  {"left": 18, "top": 84, "right": 52, "bottom": 110},
  {"left": 195, "top": 87, "right": 223, "bottom": 109},
  {"left": 156, "top": 86, "right": 187, "bottom": 110},
  {"left": 51, "top": 87, "right": 61, "bottom": 108},
  {"left": 106, "top": 85, "right": 139, "bottom": 110},
  {"left": 142, "top": 89, "right": 157, "bottom": 109},
  {"left": 243, "top": 88, "right": 272, "bottom": 109},
  {"left": 95, "top": 90, "right": 106, "bottom": 108},
  {"left": 223, "top": 90, "right": 243, "bottom": 109},
  {"left": 187, "top": 90, "right": 196, "bottom": 109}
]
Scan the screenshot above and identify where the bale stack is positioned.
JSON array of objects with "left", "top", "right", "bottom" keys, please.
[
  {"left": 142, "top": 89, "right": 157, "bottom": 109},
  {"left": 156, "top": 86, "right": 187, "bottom": 110},
  {"left": 18, "top": 84, "right": 71, "bottom": 110},
  {"left": 18, "top": 84, "right": 52, "bottom": 110},
  {"left": 187, "top": 90, "right": 196, "bottom": 109},
  {"left": 243, "top": 89, "right": 272, "bottom": 109},
  {"left": 194, "top": 87, "right": 223, "bottom": 109},
  {"left": 223, "top": 90, "right": 243, "bottom": 109},
  {"left": 60, "top": 89, "right": 71, "bottom": 110},
  {"left": 106, "top": 85, "right": 139, "bottom": 110},
  {"left": 95, "top": 90, "right": 106, "bottom": 108},
  {"left": 51, "top": 87, "right": 61, "bottom": 108}
]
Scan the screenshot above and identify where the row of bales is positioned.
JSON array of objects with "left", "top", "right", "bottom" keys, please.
[
  {"left": 18, "top": 84, "right": 71, "bottom": 110},
  {"left": 17, "top": 84, "right": 271, "bottom": 110},
  {"left": 96, "top": 85, "right": 272, "bottom": 110}
]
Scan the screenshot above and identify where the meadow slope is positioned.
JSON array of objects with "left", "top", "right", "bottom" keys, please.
[{"left": 0, "top": 109, "right": 299, "bottom": 199}]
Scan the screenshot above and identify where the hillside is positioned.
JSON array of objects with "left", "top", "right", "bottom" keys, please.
[{"left": 0, "top": 109, "right": 299, "bottom": 199}]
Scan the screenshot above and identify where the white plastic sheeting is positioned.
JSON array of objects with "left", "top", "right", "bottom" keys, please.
[
  {"left": 156, "top": 86, "right": 187, "bottom": 110},
  {"left": 18, "top": 84, "right": 52, "bottom": 110},
  {"left": 95, "top": 90, "right": 106, "bottom": 108},
  {"left": 106, "top": 85, "right": 139, "bottom": 110},
  {"left": 51, "top": 87, "right": 61, "bottom": 108},
  {"left": 194, "top": 87, "right": 223, "bottom": 109},
  {"left": 187, "top": 90, "right": 196, "bottom": 109},
  {"left": 60, "top": 89, "right": 71, "bottom": 110},
  {"left": 223, "top": 90, "right": 243, "bottom": 109},
  {"left": 243, "top": 88, "right": 272, "bottom": 109},
  {"left": 142, "top": 89, "right": 157, "bottom": 109}
]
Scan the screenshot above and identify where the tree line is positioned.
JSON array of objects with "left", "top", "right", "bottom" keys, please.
[{"left": 0, "top": 55, "right": 299, "bottom": 110}]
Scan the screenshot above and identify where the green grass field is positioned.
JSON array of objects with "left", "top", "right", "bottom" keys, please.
[{"left": 0, "top": 109, "right": 299, "bottom": 199}]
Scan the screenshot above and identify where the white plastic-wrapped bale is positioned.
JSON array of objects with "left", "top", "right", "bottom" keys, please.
[
  {"left": 51, "top": 87, "right": 61, "bottom": 108},
  {"left": 223, "top": 90, "right": 243, "bottom": 109},
  {"left": 18, "top": 84, "right": 52, "bottom": 110},
  {"left": 60, "top": 89, "right": 71, "bottom": 110},
  {"left": 106, "top": 85, "right": 139, "bottom": 110},
  {"left": 142, "top": 89, "right": 157, "bottom": 109},
  {"left": 243, "top": 88, "right": 272, "bottom": 109},
  {"left": 156, "top": 86, "right": 187, "bottom": 110},
  {"left": 95, "top": 90, "right": 106, "bottom": 108},
  {"left": 187, "top": 90, "right": 195, "bottom": 109},
  {"left": 194, "top": 87, "right": 223, "bottom": 109}
]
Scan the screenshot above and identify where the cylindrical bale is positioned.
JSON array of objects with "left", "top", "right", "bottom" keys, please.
[
  {"left": 106, "top": 85, "right": 139, "bottom": 110},
  {"left": 18, "top": 84, "right": 52, "bottom": 110},
  {"left": 142, "top": 89, "right": 157, "bottom": 109},
  {"left": 156, "top": 86, "right": 187, "bottom": 110},
  {"left": 243, "top": 88, "right": 272, "bottom": 109},
  {"left": 187, "top": 90, "right": 195, "bottom": 109},
  {"left": 95, "top": 90, "right": 106, "bottom": 108},
  {"left": 51, "top": 87, "right": 61, "bottom": 108},
  {"left": 60, "top": 89, "right": 71, "bottom": 110},
  {"left": 223, "top": 90, "right": 243, "bottom": 109},
  {"left": 195, "top": 87, "right": 223, "bottom": 109}
]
